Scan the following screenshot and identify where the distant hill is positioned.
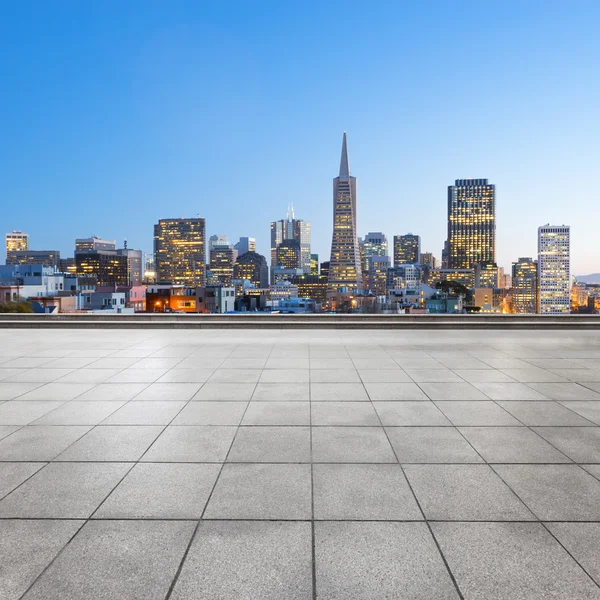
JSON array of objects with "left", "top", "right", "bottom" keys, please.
[{"left": 576, "top": 274, "right": 600, "bottom": 284}]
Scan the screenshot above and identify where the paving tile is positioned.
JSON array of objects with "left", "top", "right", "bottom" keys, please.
[
  {"left": 259, "top": 369, "right": 310, "bottom": 384},
  {"left": 15, "top": 383, "right": 95, "bottom": 401},
  {"left": 454, "top": 369, "right": 516, "bottom": 383},
  {"left": 33, "top": 401, "right": 125, "bottom": 425},
  {"left": 494, "top": 464, "right": 600, "bottom": 520},
  {"left": 220, "top": 357, "right": 268, "bottom": 369},
  {"left": 311, "top": 402, "right": 380, "bottom": 426},
  {"left": 265, "top": 357, "right": 310, "bottom": 369},
  {"left": 405, "top": 369, "right": 463, "bottom": 383},
  {"left": 0, "top": 425, "right": 91, "bottom": 461},
  {"left": 56, "top": 425, "right": 163, "bottom": 461},
  {"left": 6, "top": 369, "right": 74, "bottom": 383},
  {"left": 499, "top": 368, "right": 569, "bottom": 382},
  {"left": 242, "top": 401, "right": 309, "bottom": 425},
  {"left": 435, "top": 401, "right": 522, "bottom": 426},
  {"left": 75, "top": 383, "right": 149, "bottom": 401},
  {"left": 310, "top": 358, "right": 355, "bottom": 369},
  {"left": 94, "top": 463, "right": 221, "bottom": 519},
  {"left": 310, "top": 382, "right": 368, "bottom": 401},
  {"left": 532, "top": 427, "right": 600, "bottom": 462},
  {"left": 0, "top": 425, "right": 20, "bottom": 440},
  {"left": 56, "top": 369, "right": 120, "bottom": 384},
  {"left": 131, "top": 357, "right": 183, "bottom": 370},
  {"left": 582, "top": 382, "right": 600, "bottom": 393},
  {"left": 0, "top": 382, "right": 44, "bottom": 400},
  {"left": 86, "top": 357, "right": 140, "bottom": 369},
  {"left": 42, "top": 357, "right": 101, "bottom": 369},
  {"left": 1, "top": 357, "right": 54, "bottom": 368},
  {"left": 228, "top": 426, "right": 311, "bottom": 462},
  {"left": 404, "top": 464, "right": 534, "bottom": 520},
  {"left": 170, "top": 520, "right": 313, "bottom": 600},
  {"left": 432, "top": 522, "right": 600, "bottom": 600},
  {"left": 106, "top": 368, "right": 168, "bottom": 383},
  {"left": 363, "top": 382, "right": 428, "bottom": 401},
  {"left": 0, "top": 520, "right": 84, "bottom": 600},
  {"left": 173, "top": 401, "right": 248, "bottom": 425},
  {"left": 473, "top": 382, "right": 549, "bottom": 400},
  {"left": 581, "top": 464, "right": 600, "bottom": 480},
  {"left": 386, "top": 426, "right": 483, "bottom": 463},
  {"left": 550, "top": 369, "right": 600, "bottom": 382},
  {"left": 22, "top": 520, "right": 195, "bottom": 600},
  {"left": 312, "top": 426, "right": 396, "bottom": 463},
  {"left": 419, "top": 382, "right": 488, "bottom": 400},
  {"left": 0, "top": 368, "right": 27, "bottom": 381},
  {"left": 352, "top": 358, "right": 400, "bottom": 370},
  {"left": 309, "top": 369, "right": 361, "bottom": 382},
  {"left": 559, "top": 401, "right": 600, "bottom": 425},
  {"left": 141, "top": 425, "right": 236, "bottom": 462},
  {"left": 193, "top": 382, "right": 256, "bottom": 401},
  {"left": 373, "top": 401, "right": 451, "bottom": 425},
  {"left": 526, "top": 358, "right": 586, "bottom": 369},
  {"left": 178, "top": 356, "right": 227, "bottom": 369},
  {"left": 395, "top": 358, "right": 446, "bottom": 369},
  {"left": 0, "top": 462, "right": 46, "bottom": 498},
  {"left": 100, "top": 401, "right": 186, "bottom": 425},
  {"left": 497, "top": 401, "right": 596, "bottom": 425},
  {"left": 0, "top": 462, "right": 130, "bottom": 518},
  {"left": 528, "top": 382, "right": 600, "bottom": 400},
  {"left": 0, "top": 401, "right": 65, "bottom": 425},
  {"left": 546, "top": 523, "right": 600, "bottom": 586},
  {"left": 357, "top": 369, "right": 411, "bottom": 382},
  {"left": 204, "top": 463, "right": 312, "bottom": 519},
  {"left": 315, "top": 522, "right": 459, "bottom": 600},
  {"left": 252, "top": 382, "right": 310, "bottom": 401},
  {"left": 314, "top": 464, "right": 422, "bottom": 520},
  {"left": 132, "top": 382, "right": 202, "bottom": 401},
  {"left": 208, "top": 369, "right": 262, "bottom": 384},
  {"left": 438, "top": 357, "right": 492, "bottom": 370},
  {"left": 156, "top": 368, "right": 215, "bottom": 383}
]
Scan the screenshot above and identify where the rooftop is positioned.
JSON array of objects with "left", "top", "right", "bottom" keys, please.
[{"left": 1, "top": 327, "right": 600, "bottom": 599}]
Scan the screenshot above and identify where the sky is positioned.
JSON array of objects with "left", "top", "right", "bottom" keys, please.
[{"left": 1, "top": 0, "right": 599, "bottom": 275}]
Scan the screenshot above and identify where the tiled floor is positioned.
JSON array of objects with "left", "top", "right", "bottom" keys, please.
[{"left": 1, "top": 328, "right": 600, "bottom": 599}]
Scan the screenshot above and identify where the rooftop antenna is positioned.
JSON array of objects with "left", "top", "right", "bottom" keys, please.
[{"left": 124, "top": 238, "right": 128, "bottom": 250}]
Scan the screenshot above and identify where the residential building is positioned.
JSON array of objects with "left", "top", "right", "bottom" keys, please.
[
  {"left": 446, "top": 179, "right": 496, "bottom": 269},
  {"left": 387, "top": 264, "right": 421, "bottom": 292},
  {"left": 0, "top": 264, "right": 65, "bottom": 299},
  {"left": 154, "top": 218, "right": 206, "bottom": 286},
  {"left": 146, "top": 285, "right": 197, "bottom": 313},
  {"left": 5, "top": 230, "right": 29, "bottom": 262},
  {"left": 234, "top": 237, "right": 256, "bottom": 256},
  {"left": 6, "top": 250, "right": 60, "bottom": 268},
  {"left": 512, "top": 257, "right": 538, "bottom": 314},
  {"left": 196, "top": 286, "right": 236, "bottom": 313},
  {"left": 538, "top": 225, "right": 570, "bottom": 314},
  {"left": 310, "top": 254, "right": 319, "bottom": 275},
  {"left": 327, "top": 132, "right": 362, "bottom": 296},
  {"left": 394, "top": 234, "right": 420, "bottom": 266},
  {"left": 234, "top": 251, "right": 269, "bottom": 288}
]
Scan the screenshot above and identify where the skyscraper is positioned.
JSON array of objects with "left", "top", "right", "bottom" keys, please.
[
  {"left": 234, "top": 251, "right": 269, "bottom": 288},
  {"left": 362, "top": 232, "right": 388, "bottom": 273},
  {"left": 6, "top": 231, "right": 29, "bottom": 262},
  {"left": 310, "top": 254, "right": 319, "bottom": 275},
  {"left": 270, "top": 207, "right": 311, "bottom": 276},
  {"left": 537, "top": 225, "right": 570, "bottom": 314},
  {"left": 394, "top": 234, "right": 421, "bottom": 266},
  {"left": 234, "top": 237, "right": 256, "bottom": 256},
  {"left": 208, "top": 236, "right": 236, "bottom": 284},
  {"left": 512, "top": 257, "right": 538, "bottom": 314},
  {"left": 154, "top": 218, "right": 206, "bottom": 286},
  {"left": 327, "top": 132, "right": 362, "bottom": 296},
  {"left": 446, "top": 179, "right": 496, "bottom": 269}
]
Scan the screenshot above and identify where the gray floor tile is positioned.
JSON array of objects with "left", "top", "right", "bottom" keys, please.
[
  {"left": 497, "top": 401, "right": 596, "bottom": 425},
  {"left": 386, "top": 426, "right": 483, "bottom": 463},
  {"left": 209, "top": 369, "right": 262, "bottom": 383},
  {"left": 374, "top": 401, "right": 452, "bottom": 426},
  {"left": 395, "top": 358, "right": 446, "bottom": 369},
  {"left": 6, "top": 369, "right": 74, "bottom": 383},
  {"left": 75, "top": 383, "right": 149, "bottom": 401},
  {"left": 228, "top": 426, "right": 311, "bottom": 463},
  {"left": 357, "top": 369, "right": 411, "bottom": 382},
  {"left": 0, "top": 425, "right": 20, "bottom": 440},
  {"left": 311, "top": 402, "right": 380, "bottom": 426},
  {"left": 142, "top": 425, "right": 236, "bottom": 462},
  {"left": 528, "top": 382, "right": 600, "bottom": 400},
  {"left": 0, "top": 425, "right": 91, "bottom": 461},
  {"left": 0, "top": 383, "right": 44, "bottom": 401},
  {"left": 204, "top": 463, "right": 312, "bottom": 519},
  {"left": 432, "top": 522, "right": 600, "bottom": 600},
  {"left": 315, "top": 522, "right": 459, "bottom": 600},
  {"left": 106, "top": 368, "right": 168, "bottom": 383},
  {"left": 173, "top": 401, "right": 248, "bottom": 425},
  {"left": 0, "top": 401, "right": 65, "bottom": 425},
  {"left": 473, "top": 382, "right": 549, "bottom": 400},
  {"left": 15, "top": 383, "right": 95, "bottom": 401},
  {"left": 532, "top": 427, "right": 600, "bottom": 462},
  {"left": 364, "top": 382, "right": 428, "bottom": 401},
  {"left": 242, "top": 401, "right": 309, "bottom": 425},
  {"left": 266, "top": 357, "right": 310, "bottom": 369},
  {"left": 220, "top": 357, "right": 268, "bottom": 369},
  {"left": 0, "top": 462, "right": 45, "bottom": 499},
  {"left": 170, "top": 520, "right": 313, "bottom": 600},
  {"left": 435, "top": 401, "right": 522, "bottom": 426},
  {"left": 311, "top": 383, "right": 368, "bottom": 401},
  {"left": 252, "top": 382, "right": 310, "bottom": 401},
  {"left": 259, "top": 369, "right": 310, "bottom": 383},
  {"left": 132, "top": 382, "right": 202, "bottom": 401},
  {"left": 419, "top": 382, "right": 489, "bottom": 400},
  {"left": 494, "top": 464, "right": 600, "bottom": 520},
  {"left": 559, "top": 401, "right": 600, "bottom": 425},
  {"left": 312, "top": 427, "right": 396, "bottom": 463},
  {"left": 309, "top": 369, "right": 361, "bottom": 382},
  {"left": 33, "top": 401, "right": 126, "bottom": 425},
  {"left": 57, "top": 369, "right": 120, "bottom": 384},
  {"left": 550, "top": 369, "right": 600, "bottom": 382},
  {"left": 405, "top": 368, "right": 463, "bottom": 383},
  {"left": 22, "top": 520, "right": 195, "bottom": 600},
  {"left": 310, "top": 358, "right": 355, "bottom": 369},
  {"left": 0, "top": 462, "right": 130, "bottom": 518},
  {"left": 156, "top": 368, "right": 215, "bottom": 383},
  {"left": 94, "top": 463, "right": 221, "bottom": 519},
  {"left": 352, "top": 358, "right": 400, "bottom": 370},
  {"left": 0, "top": 520, "right": 84, "bottom": 600},
  {"left": 499, "top": 368, "right": 569, "bottom": 383},
  {"left": 438, "top": 357, "right": 492, "bottom": 370},
  {"left": 314, "top": 464, "right": 422, "bottom": 520},
  {"left": 100, "top": 401, "right": 186, "bottom": 425},
  {"left": 86, "top": 357, "right": 140, "bottom": 369},
  {"left": 193, "top": 382, "right": 256, "bottom": 401},
  {"left": 581, "top": 464, "right": 600, "bottom": 480},
  {"left": 546, "top": 523, "right": 600, "bottom": 586},
  {"left": 454, "top": 369, "right": 517, "bottom": 383},
  {"left": 130, "top": 357, "right": 183, "bottom": 370}
]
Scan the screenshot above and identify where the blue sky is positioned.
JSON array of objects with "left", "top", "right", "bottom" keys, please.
[{"left": 1, "top": 1, "right": 599, "bottom": 274}]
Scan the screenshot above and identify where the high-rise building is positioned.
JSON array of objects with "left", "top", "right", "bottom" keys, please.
[
  {"left": 234, "top": 237, "right": 256, "bottom": 256},
  {"left": 234, "top": 251, "right": 268, "bottom": 288},
  {"left": 270, "top": 208, "right": 311, "bottom": 276},
  {"left": 154, "top": 218, "right": 206, "bottom": 286},
  {"left": 276, "top": 239, "right": 301, "bottom": 270},
  {"left": 362, "top": 232, "right": 388, "bottom": 273},
  {"left": 537, "top": 225, "right": 570, "bottom": 314},
  {"left": 75, "top": 237, "right": 116, "bottom": 253},
  {"left": 75, "top": 251, "right": 128, "bottom": 286},
  {"left": 6, "top": 231, "right": 29, "bottom": 262},
  {"left": 512, "top": 257, "right": 538, "bottom": 314},
  {"left": 368, "top": 255, "right": 390, "bottom": 295},
  {"left": 419, "top": 252, "right": 437, "bottom": 269},
  {"left": 117, "top": 241, "right": 143, "bottom": 286},
  {"left": 310, "top": 254, "right": 319, "bottom": 275},
  {"left": 208, "top": 236, "right": 236, "bottom": 284},
  {"left": 446, "top": 179, "right": 496, "bottom": 269},
  {"left": 394, "top": 234, "right": 420, "bottom": 266},
  {"left": 475, "top": 262, "right": 500, "bottom": 288},
  {"left": 6, "top": 250, "right": 60, "bottom": 268},
  {"left": 320, "top": 261, "right": 330, "bottom": 279},
  {"left": 327, "top": 132, "right": 362, "bottom": 296},
  {"left": 143, "top": 253, "right": 156, "bottom": 284}
]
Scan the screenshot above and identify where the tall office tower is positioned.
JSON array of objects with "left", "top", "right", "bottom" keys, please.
[
  {"left": 362, "top": 232, "right": 388, "bottom": 272},
  {"left": 270, "top": 208, "right": 311, "bottom": 275},
  {"left": 537, "top": 225, "right": 570, "bottom": 314},
  {"left": 74, "top": 237, "right": 128, "bottom": 286},
  {"left": 512, "top": 257, "right": 538, "bottom": 314},
  {"left": 310, "top": 254, "right": 319, "bottom": 275},
  {"left": 394, "top": 234, "right": 421, "bottom": 266},
  {"left": 7, "top": 250, "right": 60, "bottom": 268},
  {"left": 320, "top": 261, "right": 330, "bottom": 279},
  {"left": 234, "top": 251, "right": 269, "bottom": 288},
  {"left": 327, "top": 132, "right": 362, "bottom": 296},
  {"left": 235, "top": 237, "right": 256, "bottom": 256},
  {"left": 143, "top": 253, "right": 156, "bottom": 283},
  {"left": 419, "top": 252, "right": 437, "bottom": 269},
  {"left": 117, "top": 242, "right": 143, "bottom": 287},
  {"left": 446, "top": 179, "right": 496, "bottom": 269},
  {"left": 154, "top": 218, "right": 206, "bottom": 286},
  {"left": 276, "top": 239, "right": 301, "bottom": 270},
  {"left": 209, "top": 236, "right": 236, "bottom": 284},
  {"left": 75, "top": 237, "right": 116, "bottom": 253},
  {"left": 475, "top": 262, "right": 500, "bottom": 288},
  {"left": 6, "top": 231, "right": 29, "bottom": 262},
  {"left": 368, "top": 255, "right": 390, "bottom": 295}
]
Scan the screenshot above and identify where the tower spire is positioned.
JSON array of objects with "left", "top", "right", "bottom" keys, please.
[{"left": 339, "top": 131, "right": 350, "bottom": 179}]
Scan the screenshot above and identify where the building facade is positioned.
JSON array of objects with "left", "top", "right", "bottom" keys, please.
[
  {"left": 6, "top": 250, "right": 60, "bottom": 268},
  {"left": 208, "top": 236, "right": 236, "bottom": 284},
  {"left": 327, "top": 132, "right": 362, "bottom": 296},
  {"left": 271, "top": 210, "right": 311, "bottom": 276},
  {"left": 394, "top": 234, "right": 421, "bottom": 266},
  {"left": 537, "top": 225, "right": 570, "bottom": 314},
  {"left": 154, "top": 218, "right": 206, "bottom": 286},
  {"left": 234, "top": 237, "right": 256, "bottom": 256},
  {"left": 362, "top": 232, "right": 388, "bottom": 273},
  {"left": 512, "top": 257, "right": 538, "bottom": 314},
  {"left": 310, "top": 254, "right": 319, "bottom": 275},
  {"left": 5, "top": 231, "right": 29, "bottom": 262},
  {"left": 446, "top": 179, "right": 496, "bottom": 269},
  {"left": 234, "top": 251, "right": 269, "bottom": 288}
]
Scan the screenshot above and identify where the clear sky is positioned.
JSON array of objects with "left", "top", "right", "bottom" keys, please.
[{"left": 1, "top": 0, "right": 599, "bottom": 274}]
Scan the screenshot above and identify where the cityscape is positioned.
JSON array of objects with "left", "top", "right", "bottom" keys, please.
[{"left": 1, "top": 132, "right": 596, "bottom": 315}]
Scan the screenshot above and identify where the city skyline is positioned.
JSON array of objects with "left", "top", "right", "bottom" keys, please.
[{"left": 1, "top": 2, "right": 598, "bottom": 275}]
